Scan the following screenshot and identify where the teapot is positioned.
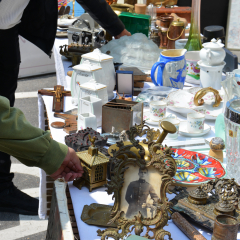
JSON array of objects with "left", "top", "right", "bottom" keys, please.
[
  {"left": 199, "top": 38, "right": 226, "bottom": 66},
  {"left": 151, "top": 49, "right": 187, "bottom": 89}
]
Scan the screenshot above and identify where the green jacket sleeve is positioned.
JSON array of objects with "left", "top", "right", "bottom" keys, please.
[{"left": 0, "top": 96, "right": 68, "bottom": 175}]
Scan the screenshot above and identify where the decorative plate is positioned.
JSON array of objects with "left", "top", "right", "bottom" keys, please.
[
  {"left": 167, "top": 87, "right": 225, "bottom": 120},
  {"left": 179, "top": 121, "right": 211, "bottom": 137},
  {"left": 136, "top": 109, "right": 159, "bottom": 126},
  {"left": 171, "top": 148, "right": 226, "bottom": 186}
]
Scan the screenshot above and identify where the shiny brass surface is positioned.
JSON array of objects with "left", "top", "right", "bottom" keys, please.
[
  {"left": 156, "top": 121, "right": 176, "bottom": 144},
  {"left": 194, "top": 87, "right": 222, "bottom": 108},
  {"left": 108, "top": 121, "right": 161, "bottom": 160},
  {"left": 171, "top": 178, "right": 240, "bottom": 230},
  {"left": 188, "top": 186, "right": 208, "bottom": 205},
  {"left": 110, "top": 3, "right": 134, "bottom": 15},
  {"left": 171, "top": 18, "right": 185, "bottom": 27}
]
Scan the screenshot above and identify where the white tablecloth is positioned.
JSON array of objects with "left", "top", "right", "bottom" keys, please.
[{"left": 37, "top": 38, "right": 238, "bottom": 239}]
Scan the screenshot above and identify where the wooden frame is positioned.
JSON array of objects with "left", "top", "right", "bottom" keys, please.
[
  {"left": 46, "top": 180, "right": 80, "bottom": 240},
  {"left": 226, "top": 0, "right": 240, "bottom": 50},
  {"left": 116, "top": 70, "right": 134, "bottom": 98},
  {"left": 97, "top": 126, "right": 177, "bottom": 240}
]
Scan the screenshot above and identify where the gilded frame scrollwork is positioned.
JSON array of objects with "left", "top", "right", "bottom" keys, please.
[{"left": 97, "top": 127, "right": 176, "bottom": 240}]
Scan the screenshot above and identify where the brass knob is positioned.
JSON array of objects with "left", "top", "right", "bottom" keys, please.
[{"left": 156, "top": 121, "right": 176, "bottom": 144}]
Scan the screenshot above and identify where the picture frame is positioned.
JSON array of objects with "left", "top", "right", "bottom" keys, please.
[
  {"left": 97, "top": 125, "right": 177, "bottom": 240},
  {"left": 116, "top": 70, "right": 134, "bottom": 99},
  {"left": 225, "top": 0, "right": 240, "bottom": 50}
]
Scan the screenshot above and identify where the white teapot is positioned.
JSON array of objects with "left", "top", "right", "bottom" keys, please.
[{"left": 199, "top": 38, "right": 226, "bottom": 66}]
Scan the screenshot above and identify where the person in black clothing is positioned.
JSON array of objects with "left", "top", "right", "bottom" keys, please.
[
  {"left": 0, "top": 0, "right": 130, "bottom": 215},
  {"left": 125, "top": 168, "right": 159, "bottom": 218}
]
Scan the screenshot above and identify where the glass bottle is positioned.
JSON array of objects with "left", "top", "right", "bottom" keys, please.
[{"left": 184, "top": 0, "right": 202, "bottom": 51}]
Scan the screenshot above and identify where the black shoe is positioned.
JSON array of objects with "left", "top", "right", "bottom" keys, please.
[{"left": 0, "top": 186, "right": 39, "bottom": 215}]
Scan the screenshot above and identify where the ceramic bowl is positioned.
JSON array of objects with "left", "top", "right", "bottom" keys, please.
[
  {"left": 171, "top": 149, "right": 226, "bottom": 187},
  {"left": 185, "top": 51, "right": 200, "bottom": 84}
]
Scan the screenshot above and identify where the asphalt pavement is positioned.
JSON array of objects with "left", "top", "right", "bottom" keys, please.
[{"left": 0, "top": 74, "right": 56, "bottom": 240}]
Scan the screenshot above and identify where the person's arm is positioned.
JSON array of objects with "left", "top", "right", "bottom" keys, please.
[
  {"left": 76, "top": 0, "right": 130, "bottom": 37},
  {"left": 0, "top": 96, "right": 83, "bottom": 180}
]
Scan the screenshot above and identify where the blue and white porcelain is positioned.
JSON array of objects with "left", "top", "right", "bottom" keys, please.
[{"left": 151, "top": 49, "right": 187, "bottom": 89}]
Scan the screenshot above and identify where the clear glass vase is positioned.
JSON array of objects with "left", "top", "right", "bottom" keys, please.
[{"left": 184, "top": 0, "right": 202, "bottom": 51}]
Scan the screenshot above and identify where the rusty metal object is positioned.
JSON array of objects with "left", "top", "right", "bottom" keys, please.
[
  {"left": 172, "top": 212, "right": 207, "bottom": 240},
  {"left": 212, "top": 215, "right": 239, "bottom": 240},
  {"left": 188, "top": 186, "right": 208, "bottom": 205},
  {"left": 194, "top": 87, "right": 222, "bottom": 108}
]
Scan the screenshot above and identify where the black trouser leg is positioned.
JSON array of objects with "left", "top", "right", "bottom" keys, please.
[{"left": 0, "top": 24, "right": 20, "bottom": 191}]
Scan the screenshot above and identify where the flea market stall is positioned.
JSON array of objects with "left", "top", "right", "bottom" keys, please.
[{"left": 40, "top": 0, "right": 240, "bottom": 239}]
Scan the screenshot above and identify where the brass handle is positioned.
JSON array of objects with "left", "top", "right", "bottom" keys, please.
[
  {"left": 194, "top": 87, "right": 221, "bottom": 108},
  {"left": 156, "top": 121, "right": 176, "bottom": 144}
]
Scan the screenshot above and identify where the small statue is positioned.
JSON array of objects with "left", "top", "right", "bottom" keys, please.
[{"left": 116, "top": 90, "right": 132, "bottom": 101}]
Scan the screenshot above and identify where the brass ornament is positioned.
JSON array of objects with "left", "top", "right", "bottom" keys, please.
[
  {"left": 97, "top": 126, "right": 177, "bottom": 240},
  {"left": 188, "top": 186, "right": 208, "bottom": 205},
  {"left": 108, "top": 120, "right": 176, "bottom": 161},
  {"left": 171, "top": 178, "right": 240, "bottom": 230},
  {"left": 193, "top": 87, "right": 222, "bottom": 108}
]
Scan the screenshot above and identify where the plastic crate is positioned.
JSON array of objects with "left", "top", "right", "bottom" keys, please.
[{"left": 119, "top": 12, "right": 151, "bottom": 37}]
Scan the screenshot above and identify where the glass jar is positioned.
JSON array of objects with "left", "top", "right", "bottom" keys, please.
[{"left": 224, "top": 98, "right": 240, "bottom": 182}]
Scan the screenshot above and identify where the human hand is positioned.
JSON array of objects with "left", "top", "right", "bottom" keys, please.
[
  {"left": 114, "top": 29, "right": 131, "bottom": 39},
  {"left": 50, "top": 147, "right": 84, "bottom": 182}
]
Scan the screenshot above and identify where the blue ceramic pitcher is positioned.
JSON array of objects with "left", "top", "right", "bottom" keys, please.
[{"left": 151, "top": 49, "right": 187, "bottom": 89}]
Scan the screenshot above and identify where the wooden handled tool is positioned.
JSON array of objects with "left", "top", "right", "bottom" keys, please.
[{"left": 172, "top": 212, "right": 207, "bottom": 240}]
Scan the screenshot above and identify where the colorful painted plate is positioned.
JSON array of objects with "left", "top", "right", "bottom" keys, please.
[
  {"left": 179, "top": 121, "right": 211, "bottom": 137},
  {"left": 171, "top": 148, "right": 226, "bottom": 187},
  {"left": 137, "top": 109, "right": 159, "bottom": 126}
]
